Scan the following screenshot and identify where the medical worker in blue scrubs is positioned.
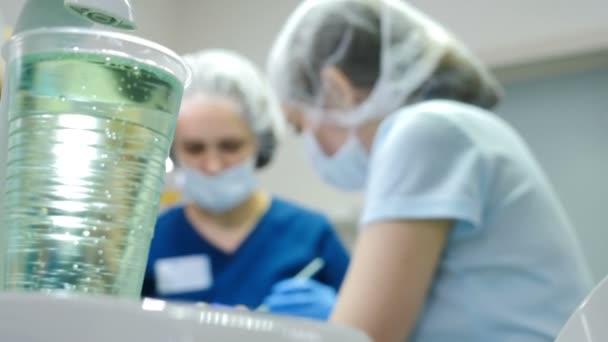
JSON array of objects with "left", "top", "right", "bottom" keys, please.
[
  {"left": 141, "top": 50, "right": 350, "bottom": 320},
  {"left": 267, "top": 0, "right": 593, "bottom": 340}
]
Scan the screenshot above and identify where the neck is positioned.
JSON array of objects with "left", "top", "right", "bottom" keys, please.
[
  {"left": 187, "top": 191, "right": 270, "bottom": 229},
  {"left": 358, "top": 117, "right": 383, "bottom": 151},
  {"left": 184, "top": 191, "right": 271, "bottom": 254}
]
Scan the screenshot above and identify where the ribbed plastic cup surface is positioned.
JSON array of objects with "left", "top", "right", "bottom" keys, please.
[{"left": 1, "top": 28, "right": 187, "bottom": 297}]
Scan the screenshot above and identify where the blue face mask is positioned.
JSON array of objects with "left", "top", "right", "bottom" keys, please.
[
  {"left": 303, "top": 131, "right": 369, "bottom": 192},
  {"left": 177, "top": 159, "right": 257, "bottom": 213}
]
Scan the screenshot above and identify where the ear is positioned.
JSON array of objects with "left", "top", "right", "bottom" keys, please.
[
  {"left": 320, "top": 66, "right": 358, "bottom": 109},
  {"left": 281, "top": 104, "right": 305, "bottom": 133}
]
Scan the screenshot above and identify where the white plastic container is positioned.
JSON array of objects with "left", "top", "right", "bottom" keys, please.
[{"left": 0, "top": 292, "right": 371, "bottom": 342}]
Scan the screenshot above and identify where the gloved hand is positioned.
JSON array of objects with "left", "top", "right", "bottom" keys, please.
[{"left": 261, "top": 278, "right": 336, "bottom": 320}]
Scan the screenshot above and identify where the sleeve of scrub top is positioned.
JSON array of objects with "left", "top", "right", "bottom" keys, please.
[
  {"left": 361, "top": 111, "right": 486, "bottom": 231},
  {"left": 316, "top": 221, "right": 351, "bottom": 291}
]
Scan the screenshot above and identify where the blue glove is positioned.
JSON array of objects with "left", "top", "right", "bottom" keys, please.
[{"left": 262, "top": 278, "right": 336, "bottom": 320}]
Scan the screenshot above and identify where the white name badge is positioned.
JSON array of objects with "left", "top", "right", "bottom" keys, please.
[{"left": 154, "top": 255, "right": 213, "bottom": 295}]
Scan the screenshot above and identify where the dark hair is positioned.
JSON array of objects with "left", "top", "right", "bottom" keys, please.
[
  {"left": 254, "top": 130, "right": 277, "bottom": 168},
  {"left": 292, "top": 1, "right": 501, "bottom": 109},
  {"left": 409, "top": 48, "right": 502, "bottom": 109},
  {"left": 293, "top": 2, "right": 381, "bottom": 99}
]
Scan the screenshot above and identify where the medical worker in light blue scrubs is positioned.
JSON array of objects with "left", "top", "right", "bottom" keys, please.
[
  {"left": 267, "top": 0, "right": 593, "bottom": 340},
  {"left": 142, "top": 50, "right": 350, "bottom": 320}
]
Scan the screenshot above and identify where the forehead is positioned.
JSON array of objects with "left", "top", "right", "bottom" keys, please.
[{"left": 176, "top": 96, "right": 252, "bottom": 140}]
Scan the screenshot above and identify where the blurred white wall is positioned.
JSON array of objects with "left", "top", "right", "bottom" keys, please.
[
  {"left": 169, "top": 0, "right": 608, "bottom": 66},
  {"left": 0, "top": 0, "right": 180, "bottom": 48},
  {"left": 3, "top": 0, "right": 608, "bottom": 64},
  {"left": 407, "top": 0, "right": 608, "bottom": 66}
]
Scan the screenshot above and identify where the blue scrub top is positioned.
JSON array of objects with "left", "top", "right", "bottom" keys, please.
[{"left": 142, "top": 197, "right": 350, "bottom": 308}]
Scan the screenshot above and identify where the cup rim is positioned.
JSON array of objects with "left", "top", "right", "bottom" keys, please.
[{"left": 4, "top": 27, "right": 191, "bottom": 87}]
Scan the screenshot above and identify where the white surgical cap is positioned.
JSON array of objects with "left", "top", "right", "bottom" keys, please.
[
  {"left": 268, "top": 0, "right": 500, "bottom": 128},
  {"left": 182, "top": 50, "right": 286, "bottom": 168}
]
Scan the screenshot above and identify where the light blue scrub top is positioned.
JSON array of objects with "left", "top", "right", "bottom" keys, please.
[{"left": 362, "top": 100, "right": 592, "bottom": 341}]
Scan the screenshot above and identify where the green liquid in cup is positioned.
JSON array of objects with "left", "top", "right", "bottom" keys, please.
[{"left": 3, "top": 51, "right": 183, "bottom": 297}]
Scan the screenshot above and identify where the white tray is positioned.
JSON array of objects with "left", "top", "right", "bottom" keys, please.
[
  {"left": 0, "top": 292, "right": 370, "bottom": 342},
  {"left": 556, "top": 276, "right": 608, "bottom": 342}
]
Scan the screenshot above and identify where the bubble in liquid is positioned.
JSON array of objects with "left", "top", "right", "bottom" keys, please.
[
  {"left": 92, "top": 106, "right": 97, "bottom": 111},
  {"left": 105, "top": 57, "right": 111, "bottom": 62},
  {"left": 83, "top": 231, "right": 90, "bottom": 237},
  {"left": 98, "top": 250, "right": 104, "bottom": 256},
  {"left": 73, "top": 264, "right": 79, "bottom": 270},
  {"left": 59, "top": 95, "right": 66, "bottom": 102}
]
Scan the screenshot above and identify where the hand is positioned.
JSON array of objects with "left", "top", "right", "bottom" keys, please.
[{"left": 261, "top": 278, "right": 336, "bottom": 320}]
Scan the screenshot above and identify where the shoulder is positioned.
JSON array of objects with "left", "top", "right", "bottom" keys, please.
[
  {"left": 381, "top": 101, "right": 483, "bottom": 146},
  {"left": 154, "top": 206, "right": 187, "bottom": 236},
  {"left": 372, "top": 100, "right": 504, "bottom": 165},
  {"left": 267, "top": 197, "right": 334, "bottom": 231},
  {"left": 157, "top": 205, "right": 185, "bottom": 224},
  {"left": 147, "top": 207, "right": 185, "bottom": 261}
]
